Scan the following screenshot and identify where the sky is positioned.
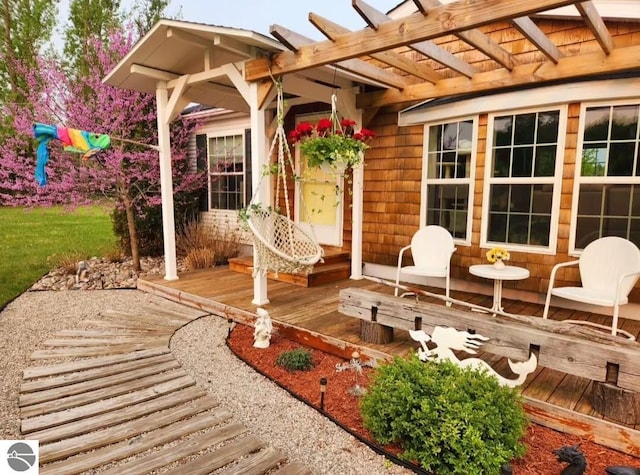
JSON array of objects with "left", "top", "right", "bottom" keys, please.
[{"left": 56, "top": 0, "right": 403, "bottom": 42}]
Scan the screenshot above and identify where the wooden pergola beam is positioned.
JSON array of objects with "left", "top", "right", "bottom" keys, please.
[
  {"left": 576, "top": 1, "right": 614, "bottom": 54},
  {"left": 309, "top": 12, "right": 441, "bottom": 83},
  {"left": 356, "top": 44, "right": 640, "bottom": 108},
  {"left": 414, "top": 0, "right": 518, "bottom": 71},
  {"left": 353, "top": 0, "right": 476, "bottom": 78},
  {"left": 269, "top": 24, "right": 408, "bottom": 90},
  {"left": 511, "top": 17, "right": 564, "bottom": 63},
  {"left": 244, "top": 0, "right": 578, "bottom": 81}
]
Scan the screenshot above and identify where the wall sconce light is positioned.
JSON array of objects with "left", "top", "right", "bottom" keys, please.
[{"left": 320, "top": 377, "right": 327, "bottom": 411}]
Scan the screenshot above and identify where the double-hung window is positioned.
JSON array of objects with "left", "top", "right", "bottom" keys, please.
[
  {"left": 423, "top": 119, "right": 475, "bottom": 241},
  {"left": 483, "top": 108, "right": 565, "bottom": 251},
  {"left": 208, "top": 133, "right": 248, "bottom": 210},
  {"left": 572, "top": 102, "right": 640, "bottom": 250}
]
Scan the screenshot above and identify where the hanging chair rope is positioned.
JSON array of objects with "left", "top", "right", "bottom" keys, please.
[{"left": 245, "top": 77, "right": 323, "bottom": 276}]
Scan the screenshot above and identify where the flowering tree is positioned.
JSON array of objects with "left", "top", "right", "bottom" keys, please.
[{"left": 0, "top": 25, "right": 204, "bottom": 270}]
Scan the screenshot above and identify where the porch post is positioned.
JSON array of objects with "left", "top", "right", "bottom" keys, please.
[
  {"left": 155, "top": 81, "right": 178, "bottom": 281},
  {"left": 336, "top": 89, "right": 364, "bottom": 279},
  {"left": 249, "top": 82, "right": 271, "bottom": 304}
]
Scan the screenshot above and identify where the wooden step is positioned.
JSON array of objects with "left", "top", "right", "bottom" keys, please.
[{"left": 229, "top": 248, "right": 351, "bottom": 287}]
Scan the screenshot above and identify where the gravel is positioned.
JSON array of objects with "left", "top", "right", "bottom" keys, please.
[{"left": 0, "top": 288, "right": 412, "bottom": 474}]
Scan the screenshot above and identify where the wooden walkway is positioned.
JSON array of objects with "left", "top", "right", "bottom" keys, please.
[
  {"left": 139, "top": 266, "right": 640, "bottom": 457},
  {"left": 20, "top": 304, "right": 311, "bottom": 475}
]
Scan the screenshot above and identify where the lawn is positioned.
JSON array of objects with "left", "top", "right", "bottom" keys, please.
[{"left": 0, "top": 205, "right": 116, "bottom": 308}]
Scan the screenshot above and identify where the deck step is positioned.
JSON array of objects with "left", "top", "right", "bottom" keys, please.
[{"left": 229, "top": 249, "right": 351, "bottom": 287}]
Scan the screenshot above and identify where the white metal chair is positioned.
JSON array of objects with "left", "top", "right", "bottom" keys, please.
[
  {"left": 543, "top": 236, "right": 640, "bottom": 339},
  {"left": 395, "top": 226, "right": 457, "bottom": 306}
]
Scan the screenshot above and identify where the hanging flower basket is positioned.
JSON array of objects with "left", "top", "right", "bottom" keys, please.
[{"left": 289, "top": 118, "right": 376, "bottom": 173}]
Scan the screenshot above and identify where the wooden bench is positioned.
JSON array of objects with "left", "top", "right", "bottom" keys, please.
[{"left": 338, "top": 287, "right": 640, "bottom": 425}]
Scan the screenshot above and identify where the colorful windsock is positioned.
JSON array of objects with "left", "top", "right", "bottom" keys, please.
[{"left": 33, "top": 123, "right": 111, "bottom": 185}]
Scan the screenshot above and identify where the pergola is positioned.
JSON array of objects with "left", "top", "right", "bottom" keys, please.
[{"left": 104, "top": 0, "right": 640, "bottom": 305}]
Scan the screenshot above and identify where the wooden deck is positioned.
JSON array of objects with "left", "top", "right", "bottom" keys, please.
[
  {"left": 19, "top": 304, "right": 311, "bottom": 475},
  {"left": 139, "top": 266, "right": 640, "bottom": 457}
]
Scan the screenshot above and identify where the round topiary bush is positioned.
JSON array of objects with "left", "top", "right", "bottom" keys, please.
[
  {"left": 275, "top": 348, "right": 315, "bottom": 372},
  {"left": 359, "top": 353, "right": 528, "bottom": 474}
]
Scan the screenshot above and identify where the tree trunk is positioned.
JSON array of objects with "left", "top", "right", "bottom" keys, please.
[{"left": 123, "top": 195, "right": 141, "bottom": 272}]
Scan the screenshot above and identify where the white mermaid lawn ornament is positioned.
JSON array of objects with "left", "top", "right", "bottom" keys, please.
[
  {"left": 253, "top": 308, "right": 273, "bottom": 349},
  {"left": 409, "top": 326, "right": 537, "bottom": 388}
]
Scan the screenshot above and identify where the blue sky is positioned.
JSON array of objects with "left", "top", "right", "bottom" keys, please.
[{"left": 56, "top": 1, "right": 402, "bottom": 42}]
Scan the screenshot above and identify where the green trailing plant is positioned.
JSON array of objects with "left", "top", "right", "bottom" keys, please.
[
  {"left": 359, "top": 354, "right": 528, "bottom": 474},
  {"left": 276, "top": 348, "right": 315, "bottom": 372}
]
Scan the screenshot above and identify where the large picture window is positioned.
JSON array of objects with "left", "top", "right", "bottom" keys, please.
[
  {"left": 573, "top": 103, "right": 640, "bottom": 250},
  {"left": 423, "top": 119, "right": 475, "bottom": 240},
  {"left": 483, "top": 108, "right": 564, "bottom": 251},
  {"left": 208, "top": 133, "right": 247, "bottom": 210}
]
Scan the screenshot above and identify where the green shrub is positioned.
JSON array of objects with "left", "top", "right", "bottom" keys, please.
[
  {"left": 276, "top": 348, "right": 315, "bottom": 372},
  {"left": 359, "top": 354, "right": 528, "bottom": 474}
]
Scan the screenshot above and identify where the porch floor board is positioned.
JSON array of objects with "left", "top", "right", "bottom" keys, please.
[{"left": 138, "top": 266, "right": 640, "bottom": 455}]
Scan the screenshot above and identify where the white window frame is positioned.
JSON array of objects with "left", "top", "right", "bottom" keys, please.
[
  {"left": 569, "top": 99, "right": 640, "bottom": 255},
  {"left": 207, "top": 128, "right": 247, "bottom": 212},
  {"left": 420, "top": 116, "right": 478, "bottom": 246},
  {"left": 481, "top": 105, "right": 567, "bottom": 254}
]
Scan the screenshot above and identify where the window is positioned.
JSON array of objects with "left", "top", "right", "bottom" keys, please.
[
  {"left": 423, "top": 119, "right": 475, "bottom": 240},
  {"left": 573, "top": 102, "right": 640, "bottom": 250},
  {"left": 208, "top": 133, "right": 248, "bottom": 210},
  {"left": 483, "top": 108, "right": 565, "bottom": 251}
]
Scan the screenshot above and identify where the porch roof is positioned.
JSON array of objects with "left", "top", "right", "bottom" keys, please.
[{"left": 103, "top": 19, "right": 392, "bottom": 113}]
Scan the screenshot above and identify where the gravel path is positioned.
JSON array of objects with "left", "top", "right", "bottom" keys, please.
[{"left": 1, "top": 289, "right": 411, "bottom": 474}]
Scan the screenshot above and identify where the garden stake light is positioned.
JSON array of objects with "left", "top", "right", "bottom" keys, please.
[
  {"left": 320, "top": 377, "right": 327, "bottom": 411},
  {"left": 227, "top": 318, "right": 234, "bottom": 338}
]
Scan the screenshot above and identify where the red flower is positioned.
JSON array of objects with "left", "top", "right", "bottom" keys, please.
[
  {"left": 296, "top": 122, "right": 314, "bottom": 137},
  {"left": 341, "top": 118, "right": 356, "bottom": 128},
  {"left": 288, "top": 129, "right": 301, "bottom": 143},
  {"left": 316, "top": 118, "right": 333, "bottom": 137},
  {"left": 352, "top": 132, "right": 364, "bottom": 141},
  {"left": 360, "top": 128, "right": 377, "bottom": 140}
]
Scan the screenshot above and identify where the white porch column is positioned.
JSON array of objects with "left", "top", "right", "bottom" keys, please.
[
  {"left": 155, "top": 81, "right": 178, "bottom": 281},
  {"left": 249, "top": 82, "right": 271, "bottom": 304},
  {"left": 336, "top": 89, "right": 364, "bottom": 280}
]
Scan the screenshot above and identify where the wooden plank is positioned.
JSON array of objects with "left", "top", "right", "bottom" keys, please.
[
  {"left": 80, "top": 319, "right": 176, "bottom": 333},
  {"left": 575, "top": 0, "right": 613, "bottom": 54},
  {"left": 22, "top": 375, "right": 195, "bottom": 433},
  {"left": 161, "top": 435, "right": 264, "bottom": 475},
  {"left": 27, "top": 385, "right": 207, "bottom": 444},
  {"left": 42, "top": 336, "right": 169, "bottom": 347},
  {"left": 23, "top": 348, "right": 170, "bottom": 379},
  {"left": 138, "top": 304, "right": 208, "bottom": 322},
  {"left": 547, "top": 373, "right": 591, "bottom": 411},
  {"left": 524, "top": 396, "right": 640, "bottom": 457},
  {"left": 100, "top": 422, "right": 248, "bottom": 475},
  {"left": 216, "top": 446, "right": 287, "bottom": 475},
  {"left": 31, "top": 343, "right": 165, "bottom": 359},
  {"left": 20, "top": 355, "right": 180, "bottom": 396},
  {"left": 21, "top": 368, "right": 187, "bottom": 418},
  {"left": 40, "top": 411, "right": 235, "bottom": 475},
  {"left": 39, "top": 398, "right": 223, "bottom": 464},
  {"left": 339, "top": 288, "right": 640, "bottom": 391},
  {"left": 53, "top": 329, "right": 156, "bottom": 337},
  {"left": 101, "top": 310, "right": 188, "bottom": 329}
]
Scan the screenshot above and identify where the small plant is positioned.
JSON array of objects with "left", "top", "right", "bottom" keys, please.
[
  {"left": 176, "top": 219, "right": 242, "bottom": 266},
  {"left": 360, "top": 354, "right": 528, "bottom": 474},
  {"left": 184, "top": 247, "right": 215, "bottom": 270},
  {"left": 47, "top": 251, "right": 88, "bottom": 275},
  {"left": 276, "top": 348, "right": 315, "bottom": 372}
]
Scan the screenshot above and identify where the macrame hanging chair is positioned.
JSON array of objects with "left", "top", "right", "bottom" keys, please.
[{"left": 246, "top": 78, "right": 323, "bottom": 276}]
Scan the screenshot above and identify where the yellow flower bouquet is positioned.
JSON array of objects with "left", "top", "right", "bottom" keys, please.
[{"left": 486, "top": 247, "right": 510, "bottom": 264}]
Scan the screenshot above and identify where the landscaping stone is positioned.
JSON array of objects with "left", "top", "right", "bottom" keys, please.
[{"left": 29, "top": 256, "right": 187, "bottom": 291}]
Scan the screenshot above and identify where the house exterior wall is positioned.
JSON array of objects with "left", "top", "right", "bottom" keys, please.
[{"left": 361, "top": 18, "right": 640, "bottom": 300}]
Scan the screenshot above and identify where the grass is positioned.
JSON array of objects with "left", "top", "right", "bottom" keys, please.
[{"left": 0, "top": 205, "right": 117, "bottom": 308}]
